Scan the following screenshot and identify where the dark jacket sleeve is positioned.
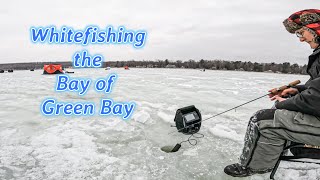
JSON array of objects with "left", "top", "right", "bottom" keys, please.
[
  {"left": 276, "top": 77, "right": 320, "bottom": 117},
  {"left": 293, "top": 85, "right": 307, "bottom": 92}
]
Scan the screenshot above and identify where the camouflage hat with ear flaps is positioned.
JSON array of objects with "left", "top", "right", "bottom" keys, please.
[{"left": 283, "top": 9, "right": 320, "bottom": 36}]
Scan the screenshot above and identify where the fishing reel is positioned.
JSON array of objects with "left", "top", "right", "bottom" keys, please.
[{"left": 174, "top": 105, "right": 202, "bottom": 135}]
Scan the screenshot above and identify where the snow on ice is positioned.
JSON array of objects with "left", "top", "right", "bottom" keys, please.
[{"left": 0, "top": 68, "right": 319, "bottom": 180}]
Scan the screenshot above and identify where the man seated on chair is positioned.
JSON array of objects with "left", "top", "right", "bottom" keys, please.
[{"left": 224, "top": 9, "right": 320, "bottom": 177}]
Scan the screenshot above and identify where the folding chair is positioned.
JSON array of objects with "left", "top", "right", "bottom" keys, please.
[{"left": 270, "top": 143, "right": 320, "bottom": 179}]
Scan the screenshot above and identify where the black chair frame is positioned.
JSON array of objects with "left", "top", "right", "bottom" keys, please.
[{"left": 270, "top": 144, "right": 320, "bottom": 179}]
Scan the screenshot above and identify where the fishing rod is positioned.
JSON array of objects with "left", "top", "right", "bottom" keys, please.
[{"left": 162, "top": 80, "right": 301, "bottom": 153}]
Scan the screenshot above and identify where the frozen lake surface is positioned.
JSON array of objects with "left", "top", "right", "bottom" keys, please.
[{"left": 0, "top": 68, "right": 319, "bottom": 180}]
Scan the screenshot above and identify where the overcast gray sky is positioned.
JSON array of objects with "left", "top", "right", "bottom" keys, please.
[{"left": 0, "top": 0, "right": 319, "bottom": 65}]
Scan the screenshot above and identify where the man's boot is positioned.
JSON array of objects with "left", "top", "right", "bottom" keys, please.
[{"left": 224, "top": 163, "right": 272, "bottom": 177}]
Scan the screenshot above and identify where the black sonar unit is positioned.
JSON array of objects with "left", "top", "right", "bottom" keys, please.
[{"left": 174, "top": 105, "right": 202, "bottom": 135}]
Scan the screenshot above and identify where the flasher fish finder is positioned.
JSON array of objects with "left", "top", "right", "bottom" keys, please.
[{"left": 174, "top": 105, "right": 202, "bottom": 135}]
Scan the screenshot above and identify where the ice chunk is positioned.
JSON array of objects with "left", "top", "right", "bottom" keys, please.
[
  {"left": 209, "top": 124, "right": 242, "bottom": 142},
  {"left": 133, "top": 111, "right": 150, "bottom": 123}
]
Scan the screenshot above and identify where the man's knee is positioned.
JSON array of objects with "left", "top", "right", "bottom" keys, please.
[{"left": 249, "top": 109, "right": 276, "bottom": 123}]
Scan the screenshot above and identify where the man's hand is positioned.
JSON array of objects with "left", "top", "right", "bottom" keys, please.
[
  {"left": 280, "top": 88, "right": 298, "bottom": 97},
  {"left": 268, "top": 87, "right": 298, "bottom": 98},
  {"left": 268, "top": 88, "right": 282, "bottom": 98},
  {"left": 270, "top": 95, "right": 286, "bottom": 102}
]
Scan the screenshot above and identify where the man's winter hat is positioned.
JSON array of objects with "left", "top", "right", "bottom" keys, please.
[{"left": 283, "top": 9, "right": 320, "bottom": 36}]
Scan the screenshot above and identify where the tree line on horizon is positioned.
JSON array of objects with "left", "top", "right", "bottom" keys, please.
[
  {"left": 112, "top": 59, "right": 308, "bottom": 74},
  {"left": 0, "top": 59, "right": 308, "bottom": 75}
]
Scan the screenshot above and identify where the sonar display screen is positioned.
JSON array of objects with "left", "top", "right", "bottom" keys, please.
[{"left": 184, "top": 113, "right": 196, "bottom": 122}]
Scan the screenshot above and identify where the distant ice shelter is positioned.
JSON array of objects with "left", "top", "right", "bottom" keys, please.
[{"left": 43, "top": 64, "right": 64, "bottom": 74}]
